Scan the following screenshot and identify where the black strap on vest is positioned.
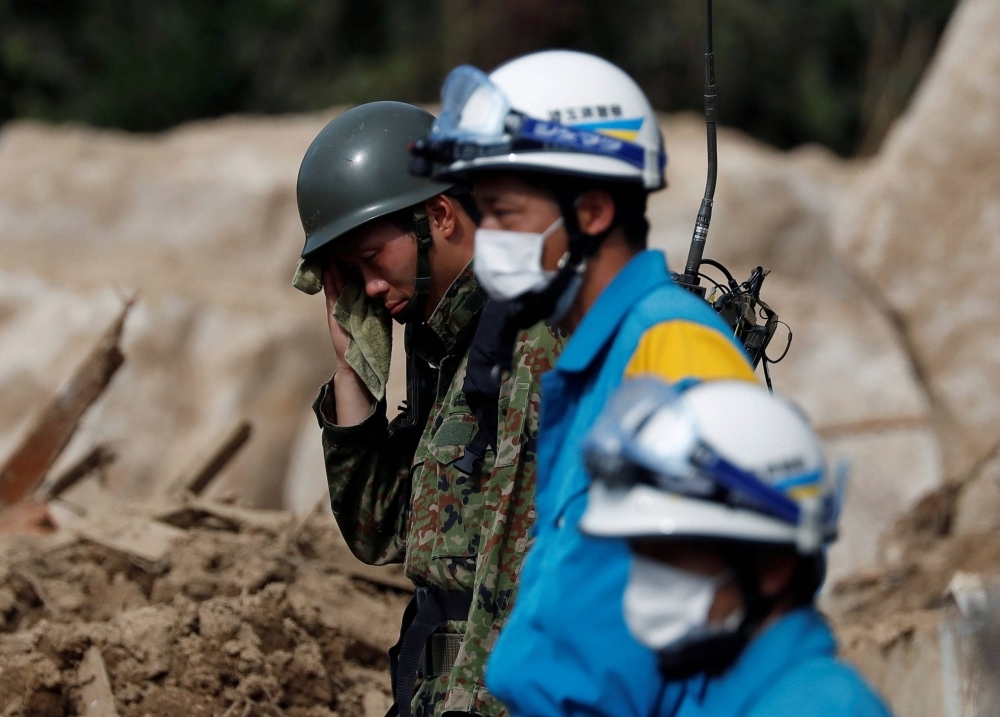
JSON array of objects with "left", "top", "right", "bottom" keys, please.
[
  {"left": 387, "top": 587, "right": 474, "bottom": 717},
  {"left": 455, "top": 299, "right": 509, "bottom": 475},
  {"left": 386, "top": 323, "right": 438, "bottom": 457}
]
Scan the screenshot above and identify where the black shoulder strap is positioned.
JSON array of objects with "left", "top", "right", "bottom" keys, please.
[
  {"left": 455, "top": 299, "right": 513, "bottom": 475},
  {"left": 386, "top": 323, "right": 437, "bottom": 457}
]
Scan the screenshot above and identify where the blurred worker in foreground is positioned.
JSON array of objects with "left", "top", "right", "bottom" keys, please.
[
  {"left": 411, "top": 51, "right": 756, "bottom": 717},
  {"left": 580, "top": 378, "right": 893, "bottom": 717},
  {"left": 293, "top": 101, "right": 562, "bottom": 717}
]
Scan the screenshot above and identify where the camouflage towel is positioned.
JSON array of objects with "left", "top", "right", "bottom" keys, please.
[
  {"left": 291, "top": 256, "right": 324, "bottom": 295},
  {"left": 332, "top": 280, "right": 392, "bottom": 402},
  {"left": 313, "top": 264, "right": 564, "bottom": 717}
]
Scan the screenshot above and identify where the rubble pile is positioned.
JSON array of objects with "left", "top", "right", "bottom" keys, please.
[
  {"left": 0, "top": 304, "right": 410, "bottom": 716},
  {"left": 825, "top": 453, "right": 1000, "bottom": 717},
  {"left": 0, "top": 498, "right": 410, "bottom": 717}
]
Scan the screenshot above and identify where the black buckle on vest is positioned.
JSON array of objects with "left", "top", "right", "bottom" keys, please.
[{"left": 387, "top": 587, "right": 473, "bottom": 717}]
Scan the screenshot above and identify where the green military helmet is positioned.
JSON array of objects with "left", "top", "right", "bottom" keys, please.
[{"left": 297, "top": 101, "right": 453, "bottom": 258}]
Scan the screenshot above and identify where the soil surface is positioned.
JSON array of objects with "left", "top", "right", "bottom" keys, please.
[
  {"left": 0, "top": 504, "right": 410, "bottom": 716},
  {"left": 824, "top": 479, "right": 1000, "bottom": 662},
  {"left": 825, "top": 484, "right": 996, "bottom": 623}
]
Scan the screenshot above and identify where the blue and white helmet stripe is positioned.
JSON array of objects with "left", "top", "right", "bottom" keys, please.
[
  {"left": 580, "top": 378, "right": 842, "bottom": 553},
  {"left": 426, "top": 51, "right": 668, "bottom": 189}
]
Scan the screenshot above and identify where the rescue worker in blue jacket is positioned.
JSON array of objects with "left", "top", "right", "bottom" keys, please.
[
  {"left": 411, "top": 50, "right": 757, "bottom": 717},
  {"left": 579, "top": 378, "right": 894, "bottom": 717}
]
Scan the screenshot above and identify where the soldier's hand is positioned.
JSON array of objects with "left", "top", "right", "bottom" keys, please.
[
  {"left": 324, "top": 264, "right": 353, "bottom": 374},
  {"left": 325, "top": 263, "right": 375, "bottom": 424}
]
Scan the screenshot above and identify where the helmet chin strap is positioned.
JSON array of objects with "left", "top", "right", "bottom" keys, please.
[
  {"left": 393, "top": 208, "right": 434, "bottom": 325},
  {"left": 656, "top": 560, "right": 776, "bottom": 681}
]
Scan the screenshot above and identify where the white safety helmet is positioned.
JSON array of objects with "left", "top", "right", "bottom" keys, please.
[
  {"left": 411, "top": 50, "right": 666, "bottom": 190},
  {"left": 580, "top": 378, "right": 842, "bottom": 554}
]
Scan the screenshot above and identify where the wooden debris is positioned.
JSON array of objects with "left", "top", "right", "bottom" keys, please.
[
  {"left": 0, "top": 301, "right": 132, "bottom": 508},
  {"left": 78, "top": 646, "right": 120, "bottom": 717},
  {"left": 157, "top": 497, "right": 293, "bottom": 534},
  {"left": 40, "top": 444, "right": 116, "bottom": 502},
  {"left": 941, "top": 573, "right": 1000, "bottom": 715},
  {"left": 46, "top": 479, "right": 121, "bottom": 531},
  {"left": 0, "top": 501, "right": 55, "bottom": 535},
  {"left": 74, "top": 510, "right": 185, "bottom": 564},
  {"left": 168, "top": 419, "right": 252, "bottom": 496}
]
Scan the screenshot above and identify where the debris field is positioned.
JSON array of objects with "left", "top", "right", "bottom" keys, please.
[{"left": 0, "top": 498, "right": 411, "bottom": 717}]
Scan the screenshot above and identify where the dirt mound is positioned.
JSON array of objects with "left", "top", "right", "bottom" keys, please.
[
  {"left": 0, "top": 504, "right": 409, "bottom": 716},
  {"left": 822, "top": 454, "right": 1000, "bottom": 717},
  {"left": 830, "top": 487, "right": 1000, "bottom": 627},
  {"left": 827, "top": 449, "right": 1000, "bottom": 627}
]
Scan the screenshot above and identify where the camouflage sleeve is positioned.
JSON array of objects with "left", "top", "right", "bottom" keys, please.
[
  {"left": 441, "top": 322, "right": 564, "bottom": 716},
  {"left": 312, "top": 381, "right": 413, "bottom": 566}
]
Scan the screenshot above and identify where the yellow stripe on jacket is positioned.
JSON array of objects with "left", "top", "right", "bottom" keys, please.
[{"left": 625, "top": 320, "right": 757, "bottom": 383}]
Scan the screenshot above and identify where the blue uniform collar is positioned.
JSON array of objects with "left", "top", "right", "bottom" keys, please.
[
  {"left": 671, "top": 608, "right": 836, "bottom": 717},
  {"left": 557, "top": 250, "right": 672, "bottom": 374}
]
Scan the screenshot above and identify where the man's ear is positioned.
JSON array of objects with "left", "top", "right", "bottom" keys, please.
[
  {"left": 574, "top": 189, "right": 616, "bottom": 236},
  {"left": 759, "top": 553, "right": 798, "bottom": 598},
  {"left": 424, "top": 194, "right": 458, "bottom": 241}
]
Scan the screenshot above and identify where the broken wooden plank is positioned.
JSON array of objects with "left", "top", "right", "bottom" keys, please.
[
  {"left": 168, "top": 419, "right": 252, "bottom": 496},
  {"left": 941, "top": 573, "right": 1000, "bottom": 716},
  {"left": 0, "top": 501, "right": 55, "bottom": 535},
  {"left": 157, "top": 497, "right": 293, "bottom": 534},
  {"left": 0, "top": 301, "right": 132, "bottom": 508},
  {"left": 74, "top": 511, "right": 186, "bottom": 564},
  {"left": 46, "top": 479, "right": 121, "bottom": 531},
  {"left": 78, "top": 646, "right": 120, "bottom": 717},
  {"left": 40, "top": 444, "right": 116, "bottom": 502}
]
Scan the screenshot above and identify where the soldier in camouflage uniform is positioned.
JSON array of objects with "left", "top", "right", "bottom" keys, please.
[{"left": 293, "top": 102, "right": 563, "bottom": 717}]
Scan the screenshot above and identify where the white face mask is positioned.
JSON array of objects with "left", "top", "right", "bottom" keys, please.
[
  {"left": 473, "top": 217, "right": 564, "bottom": 301},
  {"left": 623, "top": 555, "right": 733, "bottom": 651}
]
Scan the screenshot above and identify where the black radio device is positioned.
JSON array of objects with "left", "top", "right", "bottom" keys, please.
[{"left": 673, "top": 0, "right": 792, "bottom": 389}]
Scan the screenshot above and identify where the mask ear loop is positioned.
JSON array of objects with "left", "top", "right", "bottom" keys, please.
[{"left": 541, "top": 215, "right": 565, "bottom": 240}]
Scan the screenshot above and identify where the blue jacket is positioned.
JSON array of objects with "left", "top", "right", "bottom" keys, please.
[
  {"left": 485, "top": 250, "right": 756, "bottom": 717},
  {"left": 662, "top": 609, "right": 892, "bottom": 717}
]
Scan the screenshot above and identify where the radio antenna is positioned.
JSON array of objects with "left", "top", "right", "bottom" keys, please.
[
  {"left": 671, "top": 0, "right": 791, "bottom": 387},
  {"left": 677, "top": 0, "right": 717, "bottom": 297}
]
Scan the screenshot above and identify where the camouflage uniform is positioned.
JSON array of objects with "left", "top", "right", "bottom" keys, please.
[{"left": 313, "top": 266, "right": 563, "bottom": 717}]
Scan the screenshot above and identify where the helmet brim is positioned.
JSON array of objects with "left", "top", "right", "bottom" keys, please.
[
  {"left": 433, "top": 151, "right": 662, "bottom": 189},
  {"left": 580, "top": 483, "right": 798, "bottom": 547},
  {"left": 301, "top": 181, "right": 451, "bottom": 258}
]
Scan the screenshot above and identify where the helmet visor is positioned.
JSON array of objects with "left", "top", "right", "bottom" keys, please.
[
  {"left": 423, "top": 65, "right": 656, "bottom": 173},
  {"left": 433, "top": 65, "right": 511, "bottom": 145},
  {"left": 583, "top": 379, "right": 833, "bottom": 530}
]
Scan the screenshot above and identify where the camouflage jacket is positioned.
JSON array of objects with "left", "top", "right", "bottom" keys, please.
[{"left": 313, "top": 266, "right": 563, "bottom": 717}]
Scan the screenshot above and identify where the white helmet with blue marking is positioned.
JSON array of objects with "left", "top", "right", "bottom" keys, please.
[
  {"left": 412, "top": 50, "right": 667, "bottom": 191},
  {"left": 580, "top": 378, "right": 842, "bottom": 554}
]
